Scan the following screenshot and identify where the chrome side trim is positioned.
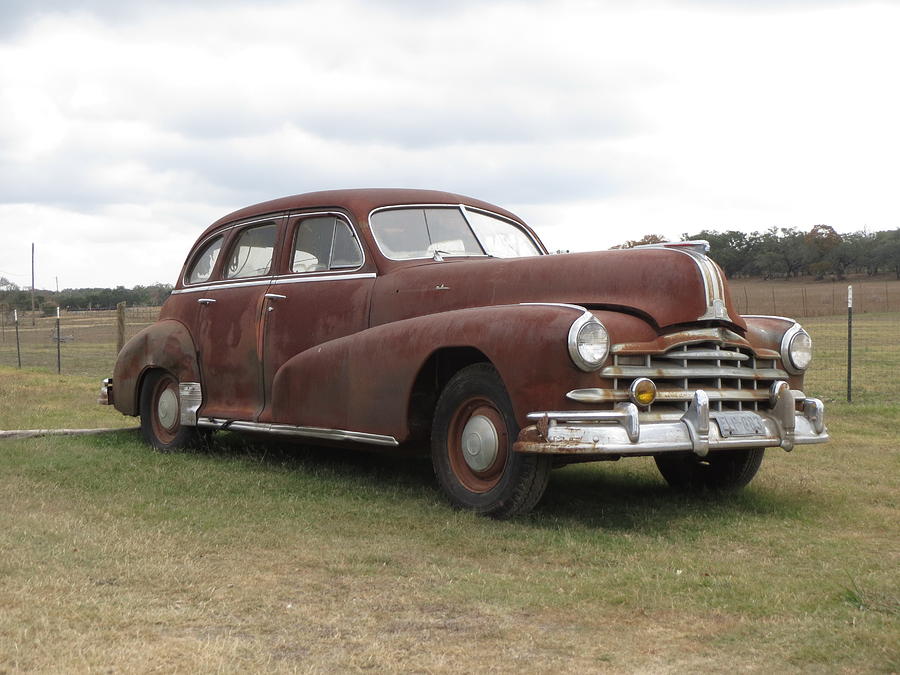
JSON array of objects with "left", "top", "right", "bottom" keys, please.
[
  {"left": 196, "top": 417, "right": 399, "bottom": 447},
  {"left": 173, "top": 278, "right": 274, "bottom": 294},
  {"left": 178, "top": 382, "right": 202, "bottom": 426},
  {"left": 173, "top": 272, "right": 377, "bottom": 295},
  {"left": 271, "top": 272, "right": 377, "bottom": 286}
]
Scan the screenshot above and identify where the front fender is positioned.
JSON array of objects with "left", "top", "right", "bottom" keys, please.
[
  {"left": 743, "top": 315, "right": 805, "bottom": 389},
  {"left": 269, "top": 304, "right": 652, "bottom": 441},
  {"left": 112, "top": 319, "right": 201, "bottom": 416}
]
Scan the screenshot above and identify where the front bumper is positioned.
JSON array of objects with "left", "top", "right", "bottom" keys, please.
[{"left": 513, "top": 382, "right": 828, "bottom": 457}]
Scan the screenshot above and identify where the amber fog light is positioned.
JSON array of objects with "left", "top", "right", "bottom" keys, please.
[{"left": 629, "top": 377, "right": 657, "bottom": 406}]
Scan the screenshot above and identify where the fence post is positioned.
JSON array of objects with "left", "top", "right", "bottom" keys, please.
[
  {"left": 56, "top": 306, "right": 61, "bottom": 374},
  {"left": 116, "top": 301, "right": 126, "bottom": 354},
  {"left": 847, "top": 285, "right": 853, "bottom": 403},
  {"left": 14, "top": 309, "right": 21, "bottom": 368}
]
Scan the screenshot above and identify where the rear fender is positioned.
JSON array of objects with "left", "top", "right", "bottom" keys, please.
[
  {"left": 269, "top": 304, "right": 652, "bottom": 441},
  {"left": 112, "top": 319, "right": 201, "bottom": 416}
]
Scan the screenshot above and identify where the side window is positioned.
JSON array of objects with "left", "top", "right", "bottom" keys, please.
[
  {"left": 292, "top": 216, "right": 363, "bottom": 273},
  {"left": 224, "top": 222, "right": 277, "bottom": 279},
  {"left": 186, "top": 236, "right": 223, "bottom": 285}
]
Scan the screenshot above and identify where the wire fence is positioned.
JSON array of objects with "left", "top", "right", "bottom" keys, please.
[
  {"left": 0, "top": 307, "right": 159, "bottom": 378},
  {"left": 0, "top": 286, "right": 896, "bottom": 404}
]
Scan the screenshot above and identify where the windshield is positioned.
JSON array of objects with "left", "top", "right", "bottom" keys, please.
[{"left": 370, "top": 206, "right": 542, "bottom": 260}]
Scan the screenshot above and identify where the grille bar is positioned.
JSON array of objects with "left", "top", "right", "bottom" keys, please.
[
  {"left": 602, "top": 365, "right": 788, "bottom": 380},
  {"left": 600, "top": 340, "right": 787, "bottom": 413}
]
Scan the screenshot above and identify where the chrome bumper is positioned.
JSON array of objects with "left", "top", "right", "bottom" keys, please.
[{"left": 513, "top": 382, "right": 828, "bottom": 457}]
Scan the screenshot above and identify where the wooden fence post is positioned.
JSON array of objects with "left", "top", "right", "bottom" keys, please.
[{"left": 116, "top": 301, "right": 126, "bottom": 354}]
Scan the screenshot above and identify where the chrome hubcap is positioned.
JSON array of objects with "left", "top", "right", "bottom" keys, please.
[
  {"left": 461, "top": 414, "right": 498, "bottom": 471},
  {"left": 157, "top": 387, "right": 178, "bottom": 430}
]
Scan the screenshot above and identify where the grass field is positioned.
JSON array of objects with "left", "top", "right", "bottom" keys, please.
[{"left": 1, "top": 308, "right": 898, "bottom": 672}]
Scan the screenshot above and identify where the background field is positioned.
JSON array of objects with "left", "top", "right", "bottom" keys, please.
[{"left": 0, "top": 282, "right": 898, "bottom": 672}]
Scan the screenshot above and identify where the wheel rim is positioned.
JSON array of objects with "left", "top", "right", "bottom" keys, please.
[
  {"left": 447, "top": 397, "right": 509, "bottom": 494},
  {"left": 151, "top": 374, "right": 180, "bottom": 444}
]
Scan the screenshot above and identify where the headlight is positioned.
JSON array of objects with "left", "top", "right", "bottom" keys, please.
[
  {"left": 568, "top": 313, "right": 610, "bottom": 371},
  {"left": 781, "top": 324, "right": 813, "bottom": 374}
]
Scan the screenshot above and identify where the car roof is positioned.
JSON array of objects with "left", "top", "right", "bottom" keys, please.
[{"left": 200, "top": 188, "right": 527, "bottom": 240}]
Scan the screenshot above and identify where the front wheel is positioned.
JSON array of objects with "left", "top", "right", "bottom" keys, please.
[
  {"left": 431, "top": 363, "right": 551, "bottom": 518},
  {"left": 654, "top": 448, "right": 765, "bottom": 491},
  {"left": 140, "top": 370, "right": 202, "bottom": 451}
]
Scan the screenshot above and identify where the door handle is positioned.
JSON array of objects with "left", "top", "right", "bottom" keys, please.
[
  {"left": 197, "top": 298, "right": 216, "bottom": 305},
  {"left": 264, "top": 293, "right": 287, "bottom": 300}
]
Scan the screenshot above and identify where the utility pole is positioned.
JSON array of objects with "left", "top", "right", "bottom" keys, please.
[{"left": 31, "top": 242, "right": 35, "bottom": 326}]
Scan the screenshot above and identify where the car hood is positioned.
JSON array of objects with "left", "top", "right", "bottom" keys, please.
[{"left": 370, "top": 248, "right": 746, "bottom": 332}]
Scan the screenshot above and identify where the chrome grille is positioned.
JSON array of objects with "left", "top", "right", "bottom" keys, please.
[{"left": 602, "top": 341, "right": 788, "bottom": 412}]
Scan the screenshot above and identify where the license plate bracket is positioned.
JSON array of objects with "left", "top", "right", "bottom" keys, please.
[{"left": 714, "top": 411, "right": 766, "bottom": 437}]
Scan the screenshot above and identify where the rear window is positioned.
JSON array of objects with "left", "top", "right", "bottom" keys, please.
[{"left": 186, "top": 235, "right": 223, "bottom": 285}]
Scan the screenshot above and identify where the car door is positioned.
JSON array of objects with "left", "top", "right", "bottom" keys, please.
[
  {"left": 258, "top": 211, "right": 375, "bottom": 424},
  {"left": 193, "top": 215, "right": 284, "bottom": 421}
]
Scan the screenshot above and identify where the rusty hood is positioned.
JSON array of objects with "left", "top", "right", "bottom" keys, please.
[{"left": 370, "top": 248, "right": 746, "bottom": 332}]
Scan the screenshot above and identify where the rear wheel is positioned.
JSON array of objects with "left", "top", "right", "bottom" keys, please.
[
  {"left": 140, "top": 370, "right": 202, "bottom": 451},
  {"left": 431, "top": 363, "right": 551, "bottom": 518},
  {"left": 654, "top": 448, "right": 765, "bottom": 490}
]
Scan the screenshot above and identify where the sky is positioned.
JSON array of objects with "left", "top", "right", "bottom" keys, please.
[{"left": 0, "top": 0, "right": 897, "bottom": 289}]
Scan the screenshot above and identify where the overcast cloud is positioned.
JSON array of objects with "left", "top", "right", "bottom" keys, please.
[{"left": 0, "top": 0, "right": 897, "bottom": 288}]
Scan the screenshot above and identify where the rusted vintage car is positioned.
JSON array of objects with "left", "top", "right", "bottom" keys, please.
[{"left": 100, "top": 188, "right": 828, "bottom": 517}]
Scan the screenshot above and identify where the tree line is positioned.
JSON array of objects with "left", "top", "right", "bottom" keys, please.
[
  {"left": 0, "top": 279, "right": 172, "bottom": 314},
  {"left": 2, "top": 224, "right": 898, "bottom": 314},
  {"left": 617, "top": 225, "right": 900, "bottom": 280}
]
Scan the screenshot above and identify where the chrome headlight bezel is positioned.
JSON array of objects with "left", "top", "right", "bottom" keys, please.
[
  {"left": 568, "top": 313, "right": 610, "bottom": 372},
  {"left": 780, "top": 323, "right": 813, "bottom": 374}
]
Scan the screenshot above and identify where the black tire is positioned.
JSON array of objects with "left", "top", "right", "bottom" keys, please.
[
  {"left": 654, "top": 448, "right": 765, "bottom": 491},
  {"left": 431, "top": 363, "right": 551, "bottom": 518},
  {"left": 139, "top": 370, "right": 202, "bottom": 451}
]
